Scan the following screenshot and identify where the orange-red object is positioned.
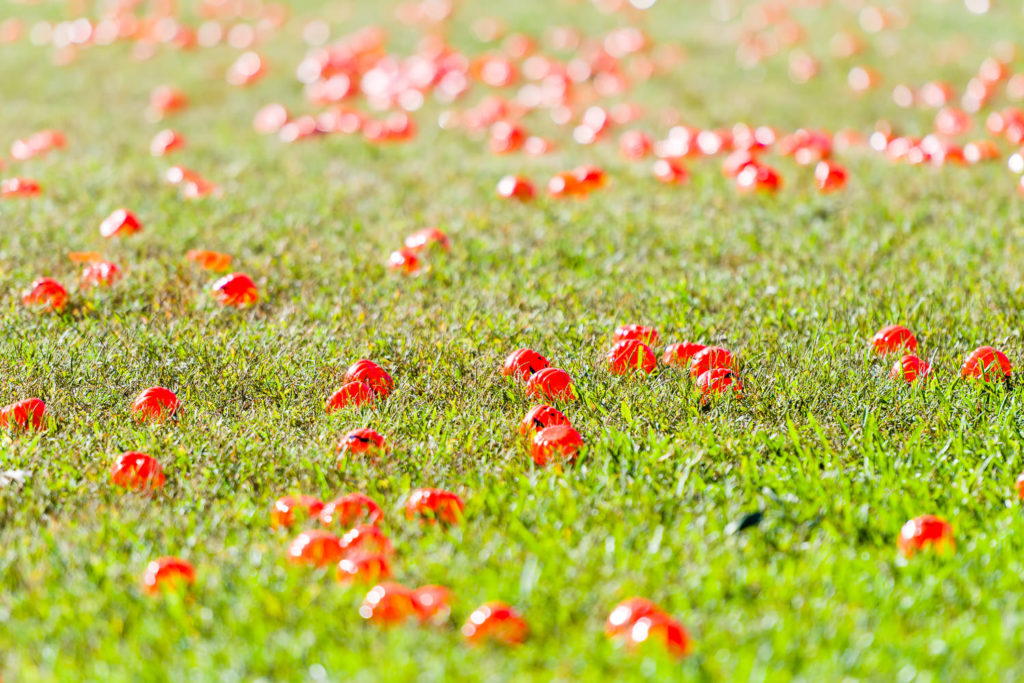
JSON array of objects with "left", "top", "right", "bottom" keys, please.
[
  {"left": 531, "top": 424, "right": 583, "bottom": 466},
  {"left": 872, "top": 325, "right": 917, "bottom": 355},
  {"left": 519, "top": 404, "right": 570, "bottom": 437},
  {"left": 496, "top": 174, "right": 535, "bottom": 200},
  {"left": 327, "top": 381, "right": 375, "bottom": 413},
  {"left": 142, "top": 557, "right": 195, "bottom": 595},
  {"left": 337, "top": 552, "right": 392, "bottom": 585},
  {"left": 288, "top": 530, "right": 345, "bottom": 566},
  {"left": 271, "top": 494, "right": 324, "bottom": 528},
  {"left": 662, "top": 342, "right": 706, "bottom": 366},
  {"left": 110, "top": 452, "right": 165, "bottom": 490},
  {"left": 131, "top": 386, "right": 180, "bottom": 422},
  {"left": 462, "top": 601, "right": 528, "bottom": 645},
  {"left": 100, "top": 209, "right": 142, "bottom": 238},
  {"left": 0, "top": 398, "right": 47, "bottom": 430},
  {"left": 890, "top": 355, "right": 932, "bottom": 384},
  {"left": 81, "top": 261, "right": 122, "bottom": 288},
  {"left": 319, "top": 493, "right": 383, "bottom": 528},
  {"left": 345, "top": 360, "right": 394, "bottom": 397},
  {"left": 689, "top": 346, "right": 732, "bottom": 378},
  {"left": 405, "top": 488, "right": 464, "bottom": 525},
  {"left": 898, "top": 515, "right": 954, "bottom": 557},
  {"left": 22, "top": 278, "right": 67, "bottom": 311},
  {"left": 503, "top": 348, "right": 550, "bottom": 382},
  {"left": 338, "top": 428, "right": 388, "bottom": 458},
  {"left": 608, "top": 339, "right": 656, "bottom": 375},
  {"left": 961, "top": 346, "right": 1011, "bottom": 381},
  {"left": 526, "top": 367, "right": 576, "bottom": 401}
]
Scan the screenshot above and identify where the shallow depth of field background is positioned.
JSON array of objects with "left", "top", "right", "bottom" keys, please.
[{"left": 3, "top": 0, "right": 1024, "bottom": 680}]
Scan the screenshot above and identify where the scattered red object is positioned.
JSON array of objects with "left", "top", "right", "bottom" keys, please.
[
  {"left": 142, "top": 557, "right": 195, "bottom": 595},
  {"left": 131, "top": 386, "right": 181, "bottom": 422},
  {"left": 81, "top": 261, "right": 122, "bottom": 288},
  {"left": 496, "top": 174, "right": 535, "bottom": 200},
  {"left": 319, "top": 493, "right": 383, "bottom": 527},
  {"left": 606, "top": 597, "right": 660, "bottom": 638},
  {"left": 608, "top": 339, "right": 657, "bottom": 375},
  {"left": 653, "top": 158, "right": 689, "bottom": 184},
  {"left": 503, "top": 348, "right": 550, "bottom": 382},
  {"left": 22, "top": 278, "right": 68, "bottom": 311},
  {"left": 1016, "top": 472, "right": 1024, "bottom": 501},
  {"left": 614, "top": 325, "right": 658, "bottom": 347},
  {"left": 110, "top": 452, "right": 165, "bottom": 490},
  {"left": 186, "top": 250, "right": 233, "bottom": 271},
  {"left": 326, "top": 381, "right": 375, "bottom": 413},
  {"left": 898, "top": 514, "right": 954, "bottom": 557},
  {"left": 411, "top": 584, "right": 452, "bottom": 624},
  {"left": 211, "top": 272, "right": 258, "bottom": 306},
  {"left": 345, "top": 360, "right": 394, "bottom": 396},
  {"left": 288, "top": 529, "right": 345, "bottom": 566},
  {"left": 388, "top": 247, "right": 422, "bottom": 273},
  {"left": 148, "top": 86, "right": 188, "bottom": 118},
  {"left": 606, "top": 598, "right": 690, "bottom": 658},
  {"left": 0, "top": 398, "right": 47, "bottom": 430},
  {"left": 531, "top": 424, "right": 583, "bottom": 466},
  {"left": 271, "top": 495, "right": 324, "bottom": 528},
  {"left": 338, "top": 428, "right": 388, "bottom": 459},
  {"left": 405, "top": 488, "right": 464, "bottom": 525},
  {"left": 814, "top": 161, "right": 848, "bottom": 193},
  {"left": 689, "top": 346, "right": 733, "bottom": 378},
  {"left": 519, "top": 404, "right": 570, "bottom": 437},
  {"left": 100, "top": 209, "right": 142, "bottom": 238},
  {"left": 872, "top": 325, "right": 917, "bottom": 355},
  {"left": 619, "top": 130, "right": 653, "bottom": 160},
  {"left": 462, "top": 601, "right": 528, "bottom": 645},
  {"left": 359, "top": 582, "right": 418, "bottom": 625},
  {"left": 150, "top": 129, "right": 186, "bottom": 156},
  {"left": 404, "top": 227, "right": 450, "bottom": 253},
  {"left": 662, "top": 342, "right": 706, "bottom": 366},
  {"left": 735, "top": 163, "right": 782, "bottom": 193},
  {"left": 340, "top": 523, "right": 393, "bottom": 558},
  {"left": 697, "top": 368, "right": 743, "bottom": 401},
  {"left": 574, "top": 165, "right": 607, "bottom": 191},
  {"left": 337, "top": 552, "right": 392, "bottom": 585},
  {"left": 1, "top": 177, "right": 41, "bottom": 197},
  {"left": 10, "top": 130, "right": 65, "bottom": 161},
  {"left": 890, "top": 355, "right": 932, "bottom": 384},
  {"left": 960, "top": 346, "right": 1012, "bottom": 381},
  {"left": 547, "top": 171, "right": 584, "bottom": 198},
  {"left": 526, "top": 367, "right": 576, "bottom": 401}
]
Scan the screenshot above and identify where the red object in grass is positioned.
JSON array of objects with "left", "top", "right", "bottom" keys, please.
[
  {"left": 462, "top": 601, "right": 528, "bottom": 645},
  {"left": 0, "top": 398, "right": 47, "bottom": 430},
  {"left": 327, "top": 381, "right": 375, "bottom": 413},
  {"left": 890, "top": 354, "right": 932, "bottom": 384},
  {"left": 150, "top": 129, "right": 186, "bottom": 156},
  {"left": 662, "top": 342, "right": 707, "bottom": 366},
  {"left": 526, "top": 367, "right": 576, "bottom": 401},
  {"left": 211, "top": 273, "right": 258, "bottom": 306},
  {"left": 872, "top": 325, "right": 917, "bottom": 355},
  {"left": 345, "top": 360, "right": 394, "bottom": 397},
  {"left": 339, "top": 523, "right": 393, "bottom": 558},
  {"left": 689, "top": 346, "right": 733, "bottom": 378},
  {"left": 624, "top": 612, "right": 691, "bottom": 658},
  {"left": 1016, "top": 472, "right": 1024, "bottom": 501},
  {"left": 1, "top": 177, "right": 42, "bottom": 197},
  {"left": 404, "top": 227, "right": 450, "bottom": 253},
  {"left": 411, "top": 584, "right": 451, "bottom": 623},
  {"left": 653, "top": 158, "right": 689, "bottom": 184},
  {"left": 319, "top": 493, "right": 383, "bottom": 528},
  {"left": 81, "top": 261, "right": 122, "bottom": 288},
  {"left": 337, "top": 552, "right": 392, "bottom": 585},
  {"left": 100, "top": 209, "right": 142, "bottom": 238},
  {"left": 142, "top": 557, "right": 195, "bottom": 595},
  {"left": 359, "top": 582, "right": 418, "bottom": 625},
  {"left": 22, "top": 278, "right": 68, "bottom": 311},
  {"left": 253, "top": 103, "right": 289, "bottom": 134},
  {"left": 735, "top": 163, "right": 782, "bottom": 193},
  {"left": 148, "top": 86, "right": 188, "bottom": 117},
  {"left": 489, "top": 120, "right": 526, "bottom": 154},
  {"left": 110, "top": 452, "right": 165, "bottom": 490},
  {"left": 619, "top": 130, "right": 653, "bottom": 160},
  {"left": 614, "top": 325, "right": 658, "bottom": 347},
  {"left": 573, "top": 165, "right": 608, "bottom": 191},
  {"left": 960, "top": 346, "right": 1012, "bottom": 381},
  {"left": 531, "top": 424, "right": 583, "bottom": 466},
  {"left": 271, "top": 494, "right": 324, "bottom": 528},
  {"left": 519, "top": 404, "right": 570, "bottom": 437},
  {"left": 338, "top": 428, "right": 388, "bottom": 458},
  {"left": 898, "top": 514, "right": 954, "bottom": 557},
  {"left": 608, "top": 339, "right": 657, "bottom": 375},
  {"left": 496, "top": 174, "right": 535, "bottom": 200},
  {"left": 547, "top": 171, "right": 584, "bottom": 198},
  {"left": 606, "top": 597, "right": 661, "bottom": 638},
  {"left": 288, "top": 530, "right": 345, "bottom": 566},
  {"left": 503, "top": 348, "right": 550, "bottom": 381},
  {"left": 186, "top": 250, "right": 233, "bottom": 271},
  {"left": 697, "top": 368, "right": 742, "bottom": 400},
  {"left": 131, "top": 386, "right": 181, "bottom": 422},
  {"left": 388, "top": 247, "right": 422, "bottom": 273},
  {"left": 405, "top": 488, "right": 464, "bottom": 525},
  {"left": 814, "top": 161, "right": 848, "bottom": 193}
]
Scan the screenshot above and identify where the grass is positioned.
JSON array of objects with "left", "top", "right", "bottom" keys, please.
[{"left": 3, "top": 0, "right": 1024, "bottom": 680}]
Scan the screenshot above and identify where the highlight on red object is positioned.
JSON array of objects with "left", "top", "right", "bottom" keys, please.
[
  {"left": 359, "top": 582, "right": 418, "bottom": 625},
  {"left": 607, "top": 339, "right": 657, "bottom": 375},
  {"left": 814, "top": 161, "right": 848, "bottom": 193},
  {"left": 142, "top": 557, "right": 195, "bottom": 595},
  {"left": 150, "top": 129, "right": 186, "bottom": 156},
  {"left": 148, "top": 85, "right": 188, "bottom": 117},
  {"left": 110, "top": 452, "right": 165, "bottom": 490},
  {"left": 531, "top": 424, "right": 583, "bottom": 466},
  {"left": 519, "top": 404, "right": 570, "bottom": 437},
  {"left": 898, "top": 514, "right": 955, "bottom": 557},
  {"left": 338, "top": 428, "right": 388, "bottom": 459},
  {"left": 1, "top": 177, "right": 42, "bottom": 197},
  {"left": 0, "top": 398, "right": 47, "bottom": 431},
  {"left": 131, "top": 386, "right": 181, "bottom": 422},
  {"left": 872, "top": 325, "right": 918, "bottom": 355},
  {"left": 960, "top": 346, "right": 1012, "bottom": 382},
  {"left": 337, "top": 552, "right": 392, "bottom": 585},
  {"left": 662, "top": 342, "right": 707, "bottom": 366},
  {"left": 462, "top": 601, "right": 528, "bottom": 645},
  {"left": 388, "top": 247, "right": 422, "bottom": 273},
  {"left": 496, "top": 174, "right": 535, "bottom": 200},
  {"left": 614, "top": 325, "right": 658, "bottom": 347},
  {"left": 405, "top": 488, "right": 464, "bottom": 525},
  {"left": 319, "top": 493, "right": 383, "bottom": 528},
  {"left": 80, "top": 261, "right": 122, "bottom": 288},
  {"left": 326, "top": 381, "right": 375, "bottom": 413},
  {"left": 653, "top": 158, "right": 689, "bottom": 184},
  {"left": 411, "top": 585, "right": 451, "bottom": 624},
  {"left": 345, "top": 360, "right": 394, "bottom": 397},
  {"left": 287, "top": 530, "right": 345, "bottom": 566},
  {"left": 526, "top": 367, "right": 576, "bottom": 401},
  {"left": 546, "top": 171, "right": 584, "bottom": 198},
  {"left": 1016, "top": 472, "right": 1024, "bottom": 501},
  {"left": 689, "top": 346, "right": 733, "bottom": 378},
  {"left": 890, "top": 354, "right": 932, "bottom": 384},
  {"left": 271, "top": 494, "right": 324, "bottom": 528},
  {"left": 606, "top": 598, "right": 690, "bottom": 658},
  {"left": 735, "top": 163, "right": 782, "bottom": 193},
  {"left": 404, "top": 227, "right": 450, "bottom": 253},
  {"left": 340, "top": 524, "right": 393, "bottom": 558},
  {"left": 99, "top": 209, "right": 142, "bottom": 238},
  {"left": 211, "top": 272, "right": 258, "bottom": 306},
  {"left": 21, "top": 278, "right": 68, "bottom": 311},
  {"left": 605, "top": 597, "right": 660, "bottom": 638},
  {"left": 502, "top": 348, "right": 550, "bottom": 382}
]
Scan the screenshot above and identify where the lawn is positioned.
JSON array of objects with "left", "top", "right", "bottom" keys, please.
[{"left": 3, "top": 0, "right": 1024, "bottom": 680}]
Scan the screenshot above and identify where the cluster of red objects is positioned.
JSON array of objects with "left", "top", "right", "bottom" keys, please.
[
  {"left": 606, "top": 597, "right": 691, "bottom": 659},
  {"left": 327, "top": 358, "right": 393, "bottom": 413},
  {"left": 387, "top": 226, "right": 450, "bottom": 274},
  {"left": 871, "top": 324, "right": 1012, "bottom": 385}
]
